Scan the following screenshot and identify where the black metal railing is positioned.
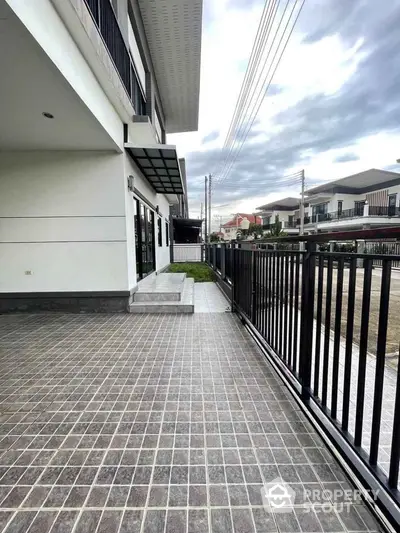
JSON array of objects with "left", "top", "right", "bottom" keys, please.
[
  {"left": 365, "top": 240, "right": 400, "bottom": 268},
  {"left": 84, "top": 0, "right": 146, "bottom": 115},
  {"left": 206, "top": 227, "right": 400, "bottom": 529},
  {"left": 295, "top": 205, "right": 400, "bottom": 226},
  {"left": 369, "top": 206, "right": 400, "bottom": 217},
  {"left": 215, "top": 246, "right": 221, "bottom": 271},
  {"left": 225, "top": 245, "right": 233, "bottom": 280},
  {"left": 263, "top": 220, "right": 297, "bottom": 230}
]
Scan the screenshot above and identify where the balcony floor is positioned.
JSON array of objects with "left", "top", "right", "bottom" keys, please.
[{"left": 0, "top": 284, "right": 383, "bottom": 532}]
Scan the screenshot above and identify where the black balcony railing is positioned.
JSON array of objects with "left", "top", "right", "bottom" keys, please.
[
  {"left": 295, "top": 205, "right": 400, "bottom": 226},
  {"left": 206, "top": 228, "right": 400, "bottom": 529},
  {"left": 84, "top": 0, "right": 146, "bottom": 115},
  {"left": 263, "top": 221, "right": 297, "bottom": 230},
  {"left": 369, "top": 205, "right": 400, "bottom": 217}
]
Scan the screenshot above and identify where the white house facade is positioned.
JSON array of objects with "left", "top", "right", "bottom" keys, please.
[
  {"left": 0, "top": 0, "right": 202, "bottom": 312},
  {"left": 256, "top": 197, "right": 306, "bottom": 235},
  {"left": 304, "top": 169, "right": 400, "bottom": 233},
  {"left": 221, "top": 214, "right": 262, "bottom": 241}
]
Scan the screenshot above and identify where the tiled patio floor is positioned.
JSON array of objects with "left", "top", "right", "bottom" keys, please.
[{"left": 0, "top": 284, "right": 383, "bottom": 532}]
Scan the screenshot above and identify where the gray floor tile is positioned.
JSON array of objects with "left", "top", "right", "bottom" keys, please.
[
  {"left": 26, "top": 511, "right": 58, "bottom": 533},
  {"left": 0, "top": 308, "right": 386, "bottom": 533},
  {"left": 119, "top": 510, "right": 143, "bottom": 533},
  {"left": 48, "top": 511, "right": 78, "bottom": 533},
  {"left": 3, "top": 511, "right": 36, "bottom": 533},
  {"left": 74, "top": 511, "right": 102, "bottom": 533},
  {"left": 188, "top": 509, "right": 209, "bottom": 533},
  {"left": 97, "top": 510, "right": 122, "bottom": 533},
  {"left": 143, "top": 510, "right": 166, "bottom": 533},
  {"left": 166, "top": 510, "right": 187, "bottom": 533},
  {"left": 211, "top": 508, "right": 233, "bottom": 533}
]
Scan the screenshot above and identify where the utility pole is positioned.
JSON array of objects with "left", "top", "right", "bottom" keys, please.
[
  {"left": 204, "top": 176, "right": 208, "bottom": 244},
  {"left": 208, "top": 174, "right": 212, "bottom": 242},
  {"left": 300, "top": 169, "right": 305, "bottom": 236},
  {"left": 200, "top": 202, "right": 203, "bottom": 240}
]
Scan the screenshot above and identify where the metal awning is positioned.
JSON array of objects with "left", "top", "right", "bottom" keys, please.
[
  {"left": 173, "top": 218, "right": 202, "bottom": 228},
  {"left": 125, "top": 143, "right": 184, "bottom": 195}
]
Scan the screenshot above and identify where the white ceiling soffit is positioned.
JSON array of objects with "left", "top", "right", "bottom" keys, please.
[{"left": 138, "top": 0, "right": 203, "bottom": 134}]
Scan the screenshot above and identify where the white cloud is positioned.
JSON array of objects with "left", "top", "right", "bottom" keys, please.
[{"left": 169, "top": 0, "right": 400, "bottom": 219}]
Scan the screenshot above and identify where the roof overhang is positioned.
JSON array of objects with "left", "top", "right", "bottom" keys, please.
[
  {"left": 256, "top": 197, "right": 301, "bottom": 211},
  {"left": 173, "top": 218, "right": 202, "bottom": 228},
  {"left": 125, "top": 143, "right": 184, "bottom": 195},
  {"left": 306, "top": 194, "right": 333, "bottom": 204},
  {"left": 137, "top": 0, "right": 203, "bottom": 133}
]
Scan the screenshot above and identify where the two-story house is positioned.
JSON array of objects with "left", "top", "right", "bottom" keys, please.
[
  {"left": 221, "top": 214, "right": 262, "bottom": 241},
  {"left": 256, "top": 197, "right": 308, "bottom": 235},
  {"left": 304, "top": 168, "right": 400, "bottom": 232},
  {"left": 0, "top": 0, "right": 202, "bottom": 312}
]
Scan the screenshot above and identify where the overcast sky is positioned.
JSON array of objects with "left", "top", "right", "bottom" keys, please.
[{"left": 169, "top": 0, "right": 400, "bottom": 229}]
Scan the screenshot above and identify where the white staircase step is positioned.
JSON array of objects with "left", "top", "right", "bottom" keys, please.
[
  {"left": 129, "top": 278, "right": 194, "bottom": 314},
  {"left": 134, "top": 273, "right": 185, "bottom": 302}
]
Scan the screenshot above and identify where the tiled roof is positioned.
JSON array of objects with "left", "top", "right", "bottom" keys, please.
[{"left": 222, "top": 214, "right": 262, "bottom": 228}]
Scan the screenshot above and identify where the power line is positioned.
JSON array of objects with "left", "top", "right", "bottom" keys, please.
[
  {"left": 216, "top": 0, "right": 286, "bottom": 184},
  {"left": 217, "top": 0, "right": 306, "bottom": 187},
  {"left": 211, "top": 171, "right": 302, "bottom": 198},
  {"left": 216, "top": 0, "right": 303, "bottom": 186},
  {"left": 213, "top": 170, "right": 303, "bottom": 190},
  {"left": 214, "top": 0, "right": 278, "bottom": 179}
]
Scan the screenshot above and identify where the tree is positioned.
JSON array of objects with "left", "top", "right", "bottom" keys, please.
[
  {"left": 210, "top": 232, "right": 221, "bottom": 242},
  {"left": 248, "top": 223, "right": 263, "bottom": 238},
  {"left": 265, "top": 215, "right": 287, "bottom": 237},
  {"left": 239, "top": 223, "right": 263, "bottom": 239}
]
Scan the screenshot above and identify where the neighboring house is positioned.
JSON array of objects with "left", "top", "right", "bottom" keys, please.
[
  {"left": 304, "top": 169, "right": 400, "bottom": 232},
  {"left": 0, "top": 0, "right": 202, "bottom": 312},
  {"left": 256, "top": 197, "right": 309, "bottom": 235},
  {"left": 221, "top": 214, "right": 262, "bottom": 241}
]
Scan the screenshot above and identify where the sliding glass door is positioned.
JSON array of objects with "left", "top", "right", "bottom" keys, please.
[{"left": 134, "top": 199, "right": 156, "bottom": 281}]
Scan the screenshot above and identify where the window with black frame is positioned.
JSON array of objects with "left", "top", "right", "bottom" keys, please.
[
  {"left": 158, "top": 217, "right": 162, "bottom": 247},
  {"left": 134, "top": 198, "right": 156, "bottom": 280},
  {"left": 165, "top": 221, "right": 169, "bottom": 246}
]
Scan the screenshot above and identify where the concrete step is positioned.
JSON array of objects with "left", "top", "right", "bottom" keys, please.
[
  {"left": 129, "top": 278, "right": 194, "bottom": 313},
  {"left": 133, "top": 273, "right": 185, "bottom": 302}
]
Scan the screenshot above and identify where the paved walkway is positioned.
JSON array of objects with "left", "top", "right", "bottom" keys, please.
[
  {"left": 0, "top": 284, "right": 383, "bottom": 533},
  {"left": 194, "top": 283, "right": 231, "bottom": 313}
]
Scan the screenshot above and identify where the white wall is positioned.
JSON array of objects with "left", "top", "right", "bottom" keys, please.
[
  {"left": 270, "top": 210, "right": 295, "bottom": 227},
  {"left": 0, "top": 150, "right": 174, "bottom": 294},
  {"left": 124, "top": 153, "right": 171, "bottom": 289},
  {"left": 0, "top": 151, "right": 129, "bottom": 292},
  {"left": 387, "top": 184, "right": 400, "bottom": 200},
  {"left": 327, "top": 194, "right": 364, "bottom": 211},
  {"left": 5, "top": 0, "right": 124, "bottom": 150}
]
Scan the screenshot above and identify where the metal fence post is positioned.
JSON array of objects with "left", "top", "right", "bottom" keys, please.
[
  {"left": 212, "top": 245, "right": 217, "bottom": 270},
  {"left": 251, "top": 250, "right": 257, "bottom": 323},
  {"left": 221, "top": 243, "right": 226, "bottom": 280},
  {"left": 299, "top": 241, "right": 316, "bottom": 401},
  {"left": 231, "top": 246, "right": 236, "bottom": 312}
]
